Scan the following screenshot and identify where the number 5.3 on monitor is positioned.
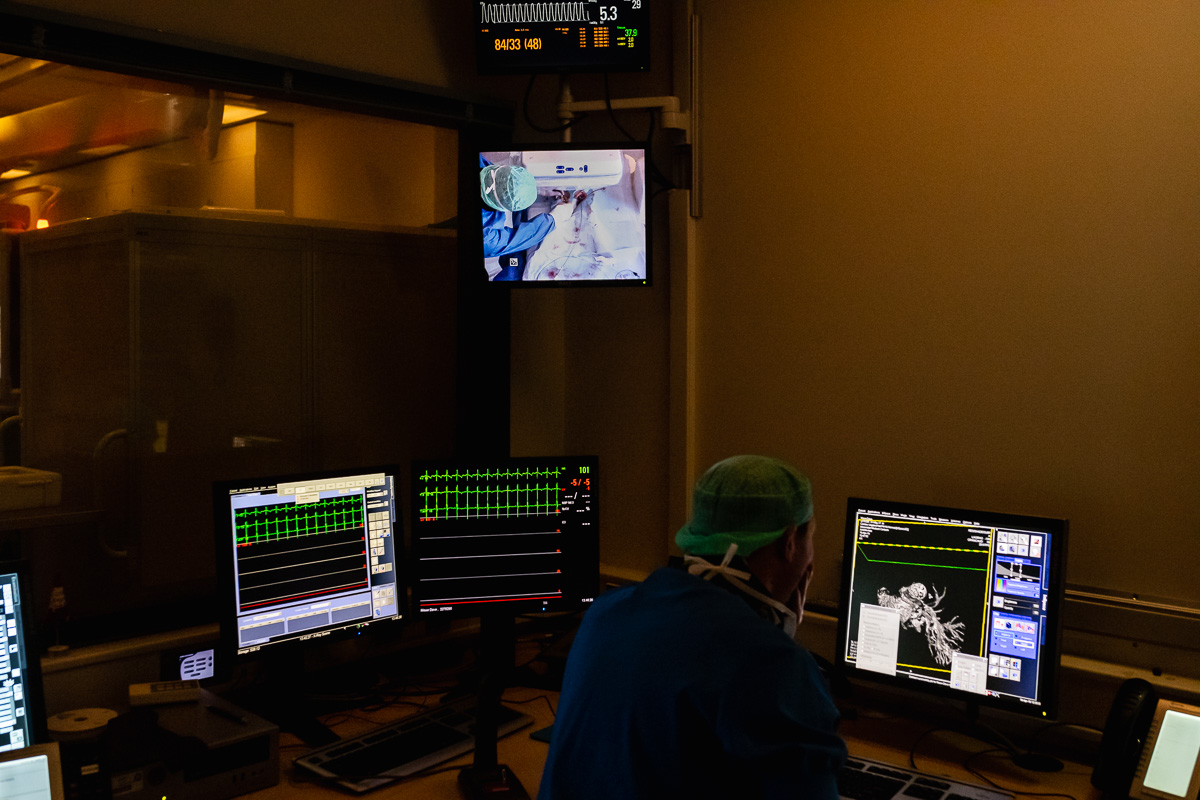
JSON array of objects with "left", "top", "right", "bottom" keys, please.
[{"left": 1092, "top": 678, "right": 1200, "bottom": 800}]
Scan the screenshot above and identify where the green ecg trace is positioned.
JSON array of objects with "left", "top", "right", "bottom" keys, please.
[
  {"left": 235, "top": 495, "right": 364, "bottom": 545},
  {"left": 418, "top": 467, "right": 564, "bottom": 482},
  {"left": 418, "top": 482, "right": 560, "bottom": 520},
  {"left": 855, "top": 543, "right": 988, "bottom": 571}
]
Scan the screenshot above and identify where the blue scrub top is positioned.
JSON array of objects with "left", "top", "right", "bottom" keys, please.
[
  {"left": 538, "top": 567, "right": 847, "bottom": 800},
  {"left": 480, "top": 156, "right": 556, "bottom": 277}
]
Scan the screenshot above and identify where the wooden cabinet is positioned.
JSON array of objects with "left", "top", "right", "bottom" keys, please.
[{"left": 19, "top": 211, "right": 457, "bottom": 627}]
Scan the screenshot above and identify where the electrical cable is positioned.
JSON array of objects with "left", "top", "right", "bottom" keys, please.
[
  {"left": 962, "top": 748, "right": 1081, "bottom": 800},
  {"left": 523, "top": 73, "right": 588, "bottom": 133},
  {"left": 503, "top": 691, "right": 557, "bottom": 719},
  {"left": 603, "top": 72, "right": 677, "bottom": 191}
]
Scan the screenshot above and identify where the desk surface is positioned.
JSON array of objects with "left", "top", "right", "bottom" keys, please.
[
  {"left": 248, "top": 691, "right": 1102, "bottom": 800},
  {"left": 838, "top": 706, "right": 1101, "bottom": 800},
  {"left": 251, "top": 686, "right": 557, "bottom": 799}
]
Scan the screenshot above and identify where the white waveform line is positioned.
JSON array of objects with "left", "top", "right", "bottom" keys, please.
[{"left": 480, "top": 2, "right": 590, "bottom": 25}]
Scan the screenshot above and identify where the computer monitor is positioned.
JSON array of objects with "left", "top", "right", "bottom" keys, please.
[
  {"left": 213, "top": 466, "right": 405, "bottom": 660},
  {"left": 479, "top": 145, "right": 649, "bottom": 285},
  {"left": 835, "top": 497, "right": 1067, "bottom": 719},
  {"left": 0, "top": 743, "right": 65, "bottom": 800},
  {"left": 410, "top": 457, "right": 599, "bottom": 617},
  {"left": 0, "top": 563, "right": 48, "bottom": 751}
]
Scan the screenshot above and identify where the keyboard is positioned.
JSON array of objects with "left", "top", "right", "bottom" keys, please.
[
  {"left": 293, "top": 694, "right": 534, "bottom": 793},
  {"left": 839, "top": 756, "right": 1014, "bottom": 800}
]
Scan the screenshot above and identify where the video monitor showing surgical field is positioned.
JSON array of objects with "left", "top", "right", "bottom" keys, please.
[{"left": 479, "top": 147, "right": 648, "bottom": 284}]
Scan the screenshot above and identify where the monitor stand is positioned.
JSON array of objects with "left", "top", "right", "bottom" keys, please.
[
  {"left": 965, "top": 700, "right": 1064, "bottom": 773},
  {"left": 457, "top": 613, "right": 530, "bottom": 799},
  {"left": 225, "top": 650, "right": 380, "bottom": 747}
]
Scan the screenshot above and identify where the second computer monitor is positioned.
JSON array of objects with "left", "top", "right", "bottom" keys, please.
[
  {"left": 214, "top": 466, "right": 405, "bottom": 659},
  {"left": 836, "top": 497, "right": 1067, "bottom": 719},
  {"left": 410, "top": 457, "right": 599, "bottom": 616}
]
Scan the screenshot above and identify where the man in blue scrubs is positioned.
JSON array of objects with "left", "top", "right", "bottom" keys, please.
[{"left": 538, "top": 455, "right": 847, "bottom": 800}]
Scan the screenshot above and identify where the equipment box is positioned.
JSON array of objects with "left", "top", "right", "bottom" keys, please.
[{"left": 0, "top": 466, "right": 62, "bottom": 510}]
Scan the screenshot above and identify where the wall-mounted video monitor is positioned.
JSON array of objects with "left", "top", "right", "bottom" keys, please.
[
  {"left": 479, "top": 144, "right": 649, "bottom": 285},
  {"left": 476, "top": 1, "right": 650, "bottom": 75}
]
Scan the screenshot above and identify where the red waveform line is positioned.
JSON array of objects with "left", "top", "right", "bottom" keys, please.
[
  {"left": 240, "top": 580, "right": 368, "bottom": 611},
  {"left": 419, "top": 593, "right": 562, "bottom": 608}
]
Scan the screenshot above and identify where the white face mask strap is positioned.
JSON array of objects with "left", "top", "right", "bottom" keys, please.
[
  {"left": 796, "top": 568, "right": 813, "bottom": 626},
  {"left": 484, "top": 168, "right": 501, "bottom": 206},
  {"left": 720, "top": 571, "right": 799, "bottom": 639},
  {"left": 684, "top": 543, "right": 751, "bottom": 582},
  {"left": 684, "top": 543, "right": 800, "bottom": 638}
]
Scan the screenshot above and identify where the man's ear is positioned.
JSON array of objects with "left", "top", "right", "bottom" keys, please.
[{"left": 778, "top": 523, "right": 800, "bottom": 560}]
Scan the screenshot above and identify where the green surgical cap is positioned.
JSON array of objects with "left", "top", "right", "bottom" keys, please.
[
  {"left": 675, "top": 455, "right": 814, "bottom": 557},
  {"left": 481, "top": 164, "right": 538, "bottom": 212}
]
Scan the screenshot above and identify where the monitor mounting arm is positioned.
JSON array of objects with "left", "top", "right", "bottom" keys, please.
[{"left": 555, "top": 77, "right": 688, "bottom": 141}]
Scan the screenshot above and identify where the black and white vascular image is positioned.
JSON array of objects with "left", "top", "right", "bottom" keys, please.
[
  {"left": 875, "top": 582, "right": 966, "bottom": 666},
  {"left": 846, "top": 519, "right": 991, "bottom": 674}
]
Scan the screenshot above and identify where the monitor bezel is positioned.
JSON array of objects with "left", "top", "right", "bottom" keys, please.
[
  {"left": 834, "top": 496, "right": 1068, "bottom": 720},
  {"left": 477, "top": 142, "right": 652, "bottom": 288},
  {"left": 409, "top": 455, "right": 600, "bottom": 618},
  {"left": 211, "top": 464, "right": 407, "bottom": 669}
]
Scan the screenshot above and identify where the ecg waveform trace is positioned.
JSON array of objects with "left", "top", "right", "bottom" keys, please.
[
  {"left": 418, "top": 483, "right": 560, "bottom": 521},
  {"left": 479, "top": 2, "right": 592, "bottom": 24},
  {"left": 418, "top": 467, "right": 565, "bottom": 522},
  {"left": 235, "top": 495, "right": 364, "bottom": 546}
]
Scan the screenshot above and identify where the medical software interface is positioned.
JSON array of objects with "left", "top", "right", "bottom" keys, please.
[
  {"left": 476, "top": 0, "right": 650, "bottom": 74},
  {"left": 0, "top": 572, "right": 34, "bottom": 751},
  {"left": 842, "top": 502, "right": 1057, "bottom": 708},
  {"left": 223, "top": 471, "right": 402, "bottom": 655},
  {"left": 411, "top": 458, "right": 598, "bottom": 615}
]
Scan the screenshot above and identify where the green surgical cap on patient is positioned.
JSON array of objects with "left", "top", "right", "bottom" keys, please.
[
  {"left": 675, "top": 455, "right": 814, "bottom": 557},
  {"left": 480, "top": 164, "right": 538, "bottom": 212}
]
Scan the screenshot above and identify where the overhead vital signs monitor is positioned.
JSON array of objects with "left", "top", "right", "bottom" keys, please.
[
  {"left": 476, "top": 1, "right": 650, "bottom": 74},
  {"left": 836, "top": 498, "right": 1068, "bottom": 719}
]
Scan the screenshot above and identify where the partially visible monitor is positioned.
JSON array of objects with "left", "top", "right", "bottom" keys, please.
[
  {"left": 213, "top": 466, "right": 404, "bottom": 660},
  {"left": 480, "top": 145, "right": 649, "bottom": 285},
  {"left": 0, "top": 564, "right": 47, "bottom": 750},
  {"left": 410, "top": 457, "right": 599, "bottom": 616},
  {"left": 0, "top": 742, "right": 65, "bottom": 800},
  {"left": 475, "top": 1, "right": 650, "bottom": 75},
  {"left": 836, "top": 498, "right": 1067, "bottom": 719}
]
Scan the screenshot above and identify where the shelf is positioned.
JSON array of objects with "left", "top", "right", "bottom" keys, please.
[{"left": 0, "top": 507, "right": 100, "bottom": 531}]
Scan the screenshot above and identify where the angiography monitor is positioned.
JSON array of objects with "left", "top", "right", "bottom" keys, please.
[
  {"left": 213, "top": 466, "right": 404, "bottom": 659},
  {"left": 836, "top": 498, "right": 1067, "bottom": 719}
]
